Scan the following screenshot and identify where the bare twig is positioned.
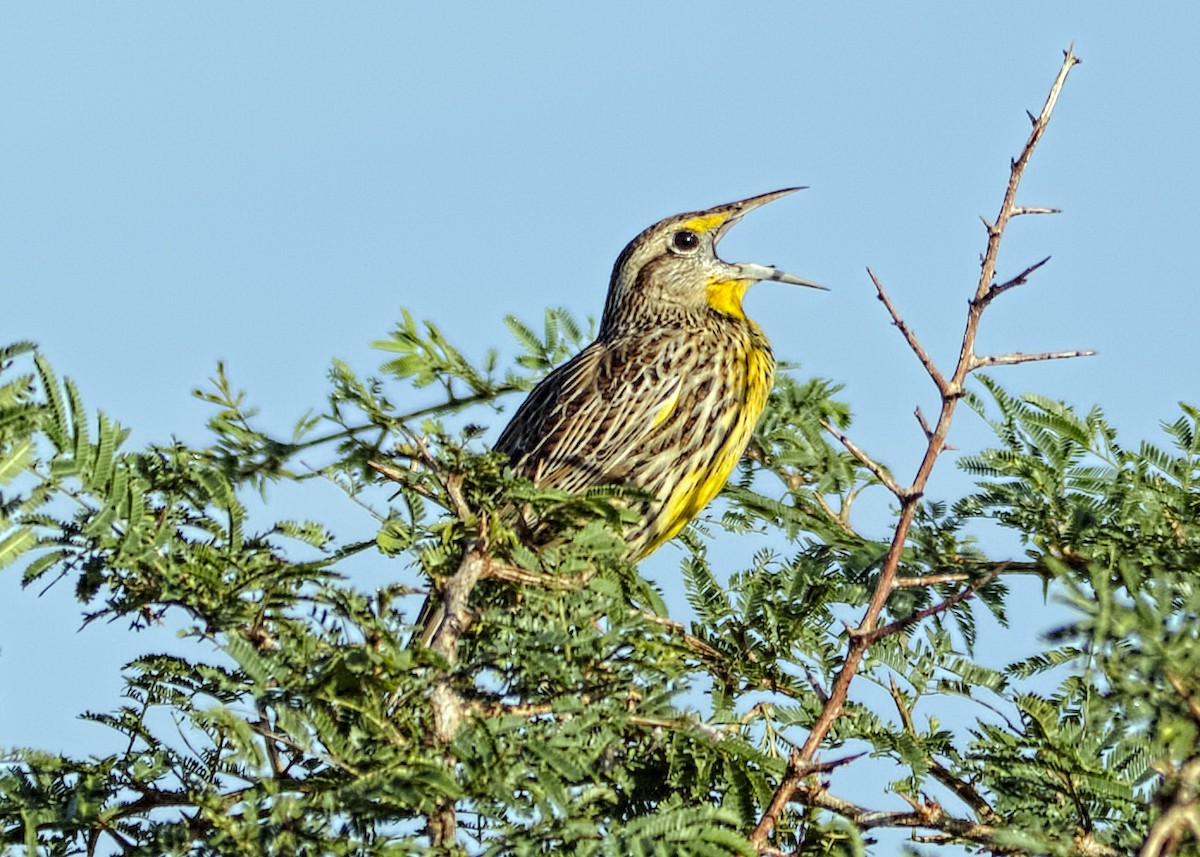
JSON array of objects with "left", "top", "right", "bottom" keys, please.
[
  {"left": 245, "top": 720, "right": 357, "bottom": 775},
  {"left": 1011, "top": 205, "right": 1061, "bottom": 217},
  {"left": 368, "top": 459, "right": 408, "bottom": 482},
  {"left": 746, "top": 437, "right": 859, "bottom": 537},
  {"left": 750, "top": 48, "right": 1082, "bottom": 850},
  {"left": 797, "top": 782, "right": 996, "bottom": 839},
  {"left": 887, "top": 677, "right": 998, "bottom": 821},
  {"left": 858, "top": 566, "right": 1003, "bottom": 645},
  {"left": 808, "top": 751, "right": 868, "bottom": 775},
  {"left": 426, "top": 546, "right": 489, "bottom": 847},
  {"left": 812, "top": 491, "right": 858, "bottom": 537},
  {"left": 892, "top": 572, "right": 970, "bottom": 588},
  {"left": 487, "top": 562, "right": 593, "bottom": 589},
  {"left": 1139, "top": 758, "right": 1200, "bottom": 857},
  {"left": 792, "top": 780, "right": 1121, "bottom": 856},
  {"left": 803, "top": 668, "right": 831, "bottom": 704},
  {"left": 971, "top": 349, "right": 1096, "bottom": 369},
  {"left": 868, "top": 267, "right": 948, "bottom": 394},
  {"left": 638, "top": 611, "right": 723, "bottom": 663},
  {"left": 986, "top": 255, "right": 1051, "bottom": 302},
  {"left": 914, "top": 406, "right": 934, "bottom": 441},
  {"left": 820, "top": 418, "right": 907, "bottom": 498},
  {"left": 976, "top": 49, "right": 1079, "bottom": 295}
]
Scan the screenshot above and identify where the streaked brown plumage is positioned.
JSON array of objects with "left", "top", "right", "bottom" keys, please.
[
  {"left": 404, "top": 190, "right": 821, "bottom": 646},
  {"left": 495, "top": 188, "right": 822, "bottom": 559}
]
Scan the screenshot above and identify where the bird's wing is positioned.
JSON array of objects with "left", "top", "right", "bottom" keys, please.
[{"left": 495, "top": 337, "right": 686, "bottom": 492}]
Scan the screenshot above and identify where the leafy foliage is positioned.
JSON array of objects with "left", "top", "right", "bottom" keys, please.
[{"left": 0, "top": 323, "right": 1196, "bottom": 855}]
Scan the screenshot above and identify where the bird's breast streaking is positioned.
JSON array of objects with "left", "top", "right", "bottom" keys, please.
[{"left": 495, "top": 189, "right": 823, "bottom": 559}]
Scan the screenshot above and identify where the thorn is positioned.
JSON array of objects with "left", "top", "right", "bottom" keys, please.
[
  {"left": 806, "top": 751, "right": 868, "bottom": 775},
  {"left": 913, "top": 406, "right": 934, "bottom": 441},
  {"left": 1011, "top": 206, "right": 1062, "bottom": 217},
  {"left": 1026, "top": 109, "right": 1037, "bottom": 126},
  {"left": 971, "top": 349, "right": 1097, "bottom": 370},
  {"left": 989, "top": 256, "right": 1052, "bottom": 296},
  {"left": 979, "top": 215, "right": 993, "bottom": 232}
]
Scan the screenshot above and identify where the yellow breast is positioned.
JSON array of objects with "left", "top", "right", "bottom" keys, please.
[{"left": 647, "top": 331, "right": 774, "bottom": 552}]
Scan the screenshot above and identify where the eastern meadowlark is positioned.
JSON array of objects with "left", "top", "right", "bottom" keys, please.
[{"left": 495, "top": 188, "right": 822, "bottom": 560}]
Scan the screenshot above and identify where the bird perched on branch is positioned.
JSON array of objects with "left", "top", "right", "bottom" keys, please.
[{"left": 495, "top": 188, "right": 823, "bottom": 559}]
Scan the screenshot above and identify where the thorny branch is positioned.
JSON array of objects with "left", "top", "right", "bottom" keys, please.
[
  {"left": 985, "top": 254, "right": 1051, "bottom": 302},
  {"left": 424, "top": 547, "right": 487, "bottom": 847},
  {"left": 750, "top": 47, "right": 1087, "bottom": 850},
  {"left": 790, "top": 779, "right": 1121, "bottom": 857},
  {"left": 892, "top": 572, "right": 969, "bottom": 588},
  {"left": 914, "top": 406, "right": 935, "bottom": 441},
  {"left": 887, "top": 677, "right": 998, "bottom": 822},
  {"left": 820, "top": 418, "right": 905, "bottom": 497},
  {"left": 1139, "top": 757, "right": 1200, "bottom": 857},
  {"left": 1138, "top": 677, "right": 1200, "bottom": 856},
  {"left": 745, "top": 438, "right": 860, "bottom": 537},
  {"left": 868, "top": 267, "right": 947, "bottom": 395},
  {"left": 856, "top": 565, "right": 1004, "bottom": 646},
  {"left": 971, "top": 348, "right": 1096, "bottom": 369},
  {"left": 371, "top": 461, "right": 496, "bottom": 849},
  {"left": 638, "top": 610, "right": 724, "bottom": 663}
]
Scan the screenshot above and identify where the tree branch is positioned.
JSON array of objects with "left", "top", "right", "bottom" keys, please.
[
  {"left": 1010, "top": 205, "right": 1061, "bottom": 217},
  {"left": 858, "top": 566, "right": 1003, "bottom": 645},
  {"left": 1139, "top": 757, "right": 1200, "bottom": 857},
  {"left": 971, "top": 349, "right": 1096, "bottom": 369},
  {"left": 638, "top": 611, "right": 723, "bottom": 663},
  {"left": 914, "top": 406, "right": 935, "bottom": 441},
  {"left": 868, "top": 267, "right": 947, "bottom": 394},
  {"left": 750, "top": 47, "right": 1082, "bottom": 850},
  {"left": 887, "top": 677, "right": 998, "bottom": 822},
  {"left": 820, "top": 418, "right": 906, "bottom": 498},
  {"left": 985, "top": 255, "right": 1051, "bottom": 303},
  {"left": 425, "top": 544, "right": 489, "bottom": 848},
  {"left": 793, "top": 780, "right": 1121, "bottom": 856},
  {"left": 892, "top": 572, "right": 970, "bottom": 588}
]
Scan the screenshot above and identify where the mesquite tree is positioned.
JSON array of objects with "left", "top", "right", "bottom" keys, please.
[{"left": 2, "top": 49, "right": 1196, "bottom": 856}]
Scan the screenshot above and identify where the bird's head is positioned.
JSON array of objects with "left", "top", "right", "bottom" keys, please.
[{"left": 600, "top": 188, "right": 823, "bottom": 334}]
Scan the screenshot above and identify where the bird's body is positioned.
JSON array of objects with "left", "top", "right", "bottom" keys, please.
[
  {"left": 494, "top": 189, "right": 821, "bottom": 559},
  {"left": 497, "top": 309, "right": 775, "bottom": 557}
]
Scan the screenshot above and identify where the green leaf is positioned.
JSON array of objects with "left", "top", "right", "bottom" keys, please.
[
  {"left": 0, "top": 527, "right": 35, "bottom": 571},
  {"left": 0, "top": 437, "right": 34, "bottom": 485}
]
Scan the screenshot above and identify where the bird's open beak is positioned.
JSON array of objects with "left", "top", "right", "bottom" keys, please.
[
  {"left": 735, "top": 261, "right": 826, "bottom": 289},
  {"left": 713, "top": 188, "right": 827, "bottom": 291}
]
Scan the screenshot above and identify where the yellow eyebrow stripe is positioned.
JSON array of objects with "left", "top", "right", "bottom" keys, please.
[{"left": 678, "top": 212, "right": 727, "bottom": 234}]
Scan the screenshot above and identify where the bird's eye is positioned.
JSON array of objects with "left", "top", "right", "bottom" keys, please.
[{"left": 671, "top": 229, "right": 700, "bottom": 252}]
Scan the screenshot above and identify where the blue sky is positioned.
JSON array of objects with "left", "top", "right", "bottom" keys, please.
[{"left": 3, "top": 3, "right": 1198, "bottom": 845}]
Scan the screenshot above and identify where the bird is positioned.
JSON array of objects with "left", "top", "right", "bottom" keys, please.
[
  {"left": 398, "top": 189, "right": 823, "bottom": 649},
  {"left": 493, "top": 188, "right": 823, "bottom": 560}
]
